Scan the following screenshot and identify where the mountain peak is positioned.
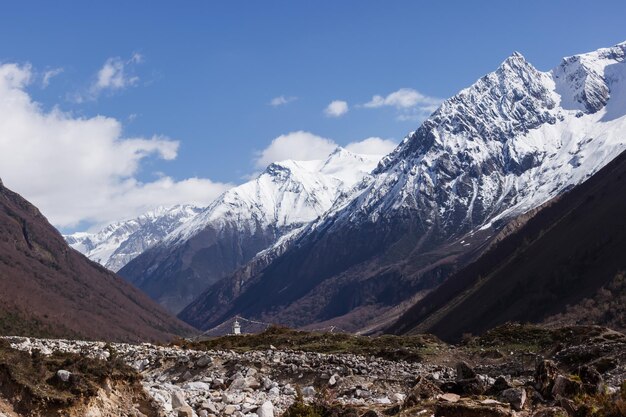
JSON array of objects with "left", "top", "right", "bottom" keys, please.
[
  {"left": 328, "top": 146, "right": 348, "bottom": 156},
  {"left": 497, "top": 50, "right": 533, "bottom": 73},
  {"left": 263, "top": 159, "right": 300, "bottom": 178},
  {"left": 508, "top": 50, "right": 525, "bottom": 61}
]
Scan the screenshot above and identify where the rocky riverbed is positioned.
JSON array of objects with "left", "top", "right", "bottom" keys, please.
[
  {"left": 4, "top": 336, "right": 451, "bottom": 416},
  {"left": 1, "top": 324, "right": 625, "bottom": 417}
]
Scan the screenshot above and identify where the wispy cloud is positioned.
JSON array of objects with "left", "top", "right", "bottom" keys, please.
[
  {"left": 92, "top": 55, "right": 141, "bottom": 93},
  {"left": 363, "top": 88, "right": 442, "bottom": 121},
  {"left": 324, "top": 100, "right": 349, "bottom": 117},
  {"left": 72, "top": 54, "right": 144, "bottom": 102},
  {"left": 42, "top": 67, "right": 63, "bottom": 88},
  {"left": 269, "top": 95, "right": 297, "bottom": 106}
]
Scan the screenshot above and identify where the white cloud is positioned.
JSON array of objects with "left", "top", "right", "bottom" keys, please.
[
  {"left": 345, "top": 137, "right": 397, "bottom": 156},
  {"left": 324, "top": 100, "right": 349, "bottom": 117},
  {"left": 363, "top": 88, "right": 439, "bottom": 109},
  {"left": 0, "top": 63, "right": 232, "bottom": 229},
  {"left": 269, "top": 95, "right": 297, "bottom": 106},
  {"left": 42, "top": 67, "right": 63, "bottom": 88},
  {"left": 254, "top": 131, "right": 337, "bottom": 168},
  {"left": 254, "top": 131, "right": 397, "bottom": 169},
  {"left": 363, "top": 88, "right": 442, "bottom": 121}
]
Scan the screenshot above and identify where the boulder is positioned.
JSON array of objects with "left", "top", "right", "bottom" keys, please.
[
  {"left": 329, "top": 373, "right": 339, "bottom": 386},
  {"left": 437, "top": 393, "right": 460, "bottom": 403},
  {"left": 56, "top": 369, "right": 71, "bottom": 382},
  {"left": 195, "top": 356, "right": 212, "bottom": 367},
  {"left": 456, "top": 377, "right": 486, "bottom": 395},
  {"left": 171, "top": 391, "right": 188, "bottom": 409},
  {"left": 183, "top": 381, "right": 211, "bottom": 391},
  {"left": 535, "top": 360, "right": 559, "bottom": 398},
  {"left": 201, "top": 402, "right": 218, "bottom": 414},
  {"left": 410, "top": 375, "right": 442, "bottom": 400},
  {"left": 177, "top": 406, "right": 193, "bottom": 417},
  {"left": 486, "top": 376, "right": 513, "bottom": 395},
  {"left": 392, "top": 393, "right": 405, "bottom": 403},
  {"left": 257, "top": 401, "right": 274, "bottom": 417},
  {"left": 455, "top": 362, "right": 486, "bottom": 395},
  {"left": 578, "top": 365, "right": 603, "bottom": 394},
  {"left": 456, "top": 362, "right": 477, "bottom": 380},
  {"left": 245, "top": 376, "right": 261, "bottom": 389},
  {"left": 229, "top": 377, "right": 247, "bottom": 390},
  {"left": 498, "top": 387, "right": 526, "bottom": 411},
  {"left": 558, "top": 397, "right": 578, "bottom": 416},
  {"left": 551, "top": 375, "right": 582, "bottom": 399}
]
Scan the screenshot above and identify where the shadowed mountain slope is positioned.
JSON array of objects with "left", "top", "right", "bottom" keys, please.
[
  {"left": 0, "top": 178, "right": 193, "bottom": 342},
  {"left": 389, "top": 149, "right": 626, "bottom": 341}
]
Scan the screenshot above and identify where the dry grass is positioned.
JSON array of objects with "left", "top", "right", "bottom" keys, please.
[
  {"left": 0, "top": 339, "right": 138, "bottom": 410},
  {"left": 181, "top": 325, "right": 445, "bottom": 362}
]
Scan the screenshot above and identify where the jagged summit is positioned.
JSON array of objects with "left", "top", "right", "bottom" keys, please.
[
  {"left": 499, "top": 50, "right": 529, "bottom": 67},
  {"left": 166, "top": 148, "right": 380, "bottom": 246},
  {"left": 553, "top": 41, "right": 625, "bottom": 114},
  {"left": 338, "top": 41, "right": 626, "bottom": 234}
]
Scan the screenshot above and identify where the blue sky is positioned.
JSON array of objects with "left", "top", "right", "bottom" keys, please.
[{"left": 1, "top": 0, "right": 625, "bottom": 230}]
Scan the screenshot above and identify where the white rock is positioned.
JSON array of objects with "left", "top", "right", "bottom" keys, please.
[
  {"left": 56, "top": 370, "right": 71, "bottom": 382},
  {"left": 392, "top": 393, "right": 406, "bottom": 403},
  {"left": 172, "top": 390, "right": 189, "bottom": 409},
  {"left": 257, "top": 401, "right": 274, "bottom": 417},
  {"left": 183, "top": 381, "right": 212, "bottom": 391},
  {"left": 329, "top": 374, "right": 339, "bottom": 386}
]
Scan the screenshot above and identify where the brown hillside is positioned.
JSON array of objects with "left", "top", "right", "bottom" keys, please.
[{"left": 0, "top": 178, "right": 194, "bottom": 342}]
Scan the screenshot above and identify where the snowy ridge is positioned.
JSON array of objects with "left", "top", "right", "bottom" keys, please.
[
  {"left": 65, "top": 205, "right": 202, "bottom": 271},
  {"left": 322, "top": 42, "right": 626, "bottom": 237},
  {"left": 165, "top": 147, "right": 381, "bottom": 245},
  {"left": 67, "top": 148, "right": 381, "bottom": 276}
]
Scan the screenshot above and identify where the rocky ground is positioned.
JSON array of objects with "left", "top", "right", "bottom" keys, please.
[{"left": 0, "top": 324, "right": 624, "bottom": 417}]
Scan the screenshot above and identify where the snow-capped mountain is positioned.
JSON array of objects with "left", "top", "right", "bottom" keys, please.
[
  {"left": 118, "top": 148, "right": 383, "bottom": 313},
  {"left": 65, "top": 205, "right": 203, "bottom": 271},
  {"left": 167, "top": 147, "right": 380, "bottom": 245},
  {"left": 180, "top": 41, "right": 626, "bottom": 331},
  {"left": 340, "top": 43, "right": 626, "bottom": 233}
]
